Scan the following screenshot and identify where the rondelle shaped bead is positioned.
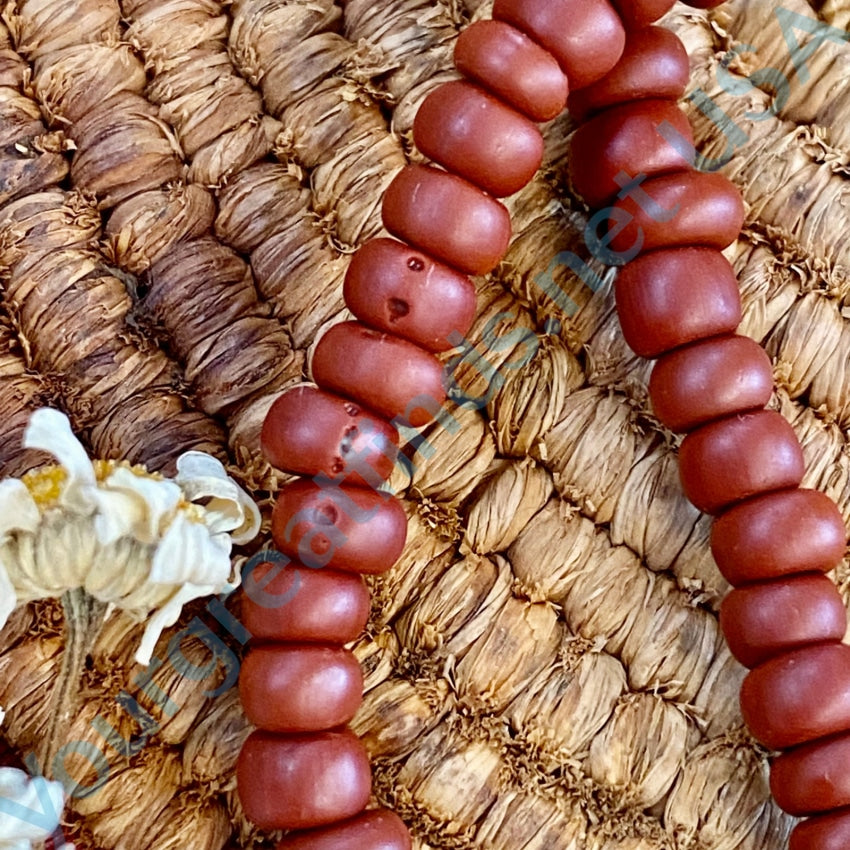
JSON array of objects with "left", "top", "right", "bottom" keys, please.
[
  {"left": 237, "top": 729, "right": 371, "bottom": 830},
  {"left": 790, "top": 807, "right": 850, "bottom": 850},
  {"left": 241, "top": 563, "right": 371, "bottom": 644},
  {"left": 720, "top": 574, "right": 848, "bottom": 669},
  {"left": 382, "top": 164, "right": 511, "bottom": 275},
  {"left": 240, "top": 645, "right": 364, "bottom": 733},
  {"left": 614, "top": 247, "right": 742, "bottom": 358},
  {"left": 569, "top": 99, "right": 694, "bottom": 208},
  {"left": 568, "top": 26, "right": 689, "bottom": 121},
  {"left": 678, "top": 410, "right": 805, "bottom": 515},
  {"left": 771, "top": 732, "right": 850, "bottom": 816},
  {"left": 261, "top": 387, "right": 398, "bottom": 488},
  {"left": 414, "top": 80, "right": 543, "bottom": 197},
  {"left": 454, "top": 20, "right": 569, "bottom": 121},
  {"left": 610, "top": 0, "right": 676, "bottom": 28},
  {"left": 608, "top": 169, "right": 745, "bottom": 254},
  {"left": 740, "top": 643, "right": 850, "bottom": 750},
  {"left": 311, "top": 321, "right": 447, "bottom": 427},
  {"left": 711, "top": 489, "right": 847, "bottom": 586},
  {"left": 649, "top": 334, "right": 774, "bottom": 432},
  {"left": 493, "top": 0, "right": 625, "bottom": 89},
  {"left": 272, "top": 479, "right": 407, "bottom": 574},
  {"left": 276, "top": 809, "right": 412, "bottom": 850},
  {"left": 343, "top": 238, "right": 476, "bottom": 352}
]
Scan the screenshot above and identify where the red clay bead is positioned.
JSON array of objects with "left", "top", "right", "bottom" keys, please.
[
  {"left": 343, "top": 238, "right": 476, "bottom": 352},
  {"left": 241, "top": 563, "right": 371, "bottom": 644},
  {"left": 771, "top": 732, "right": 850, "bottom": 816},
  {"left": 790, "top": 808, "right": 850, "bottom": 850},
  {"left": 237, "top": 729, "right": 371, "bottom": 830},
  {"left": 649, "top": 335, "right": 774, "bottom": 432},
  {"left": 414, "top": 80, "right": 543, "bottom": 197},
  {"left": 568, "top": 27, "right": 689, "bottom": 122},
  {"left": 570, "top": 99, "right": 694, "bottom": 208},
  {"left": 492, "top": 0, "right": 625, "bottom": 89},
  {"left": 272, "top": 479, "right": 407, "bottom": 575},
  {"left": 240, "top": 644, "right": 364, "bottom": 733},
  {"left": 720, "top": 575, "right": 848, "bottom": 669},
  {"left": 454, "top": 20, "right": 569, "bottom": 121},
  {"left": 614, "top": 247, "right": 742, "bottom": 358},
  {"left": 711, "top": 489, "right": 848, "bottom": 586},
  {"left": 311, "top": 321, "right": 446, "bottom": 427},
  {"left": 276, "top": 809, "right": 412, "bottom": 850},
  {"left": 382, "top": 164, "right": 511, "bottom": 275},
  {"left": 261, "top": 387, "right": 398, "bottom": 488},
  {"left": 682, "top": 0, "right": 726, "bottom": 7},
  {"left": 678, "top": 410, "right": 805, "bottom": 515},
  {"left": 609, "top": 169, "right": 745, "bottom": 254},
  {"left": 610, "top": 0, "right": 676, "bottom": 28},
  {"left": 740, "top": 643, "right": 850, "bottom": 750}
]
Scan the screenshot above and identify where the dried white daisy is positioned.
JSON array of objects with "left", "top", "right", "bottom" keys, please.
[{"left": 0, "top": 766, "right": 71, "bottom": 850}]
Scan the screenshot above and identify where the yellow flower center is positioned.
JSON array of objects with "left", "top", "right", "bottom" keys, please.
[{"left": 22, "top": 465, "right": 67, "bottom": 508}]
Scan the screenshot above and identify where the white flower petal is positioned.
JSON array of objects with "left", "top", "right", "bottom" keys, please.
[
  {"left": 0, "top": 481, "right": 40, "bottom": 541},
  {"left": 151, "top": 514, "right": 232, "bottom": 587},
  {"left": 97, "top": 468, "right": 182, "bottom": 545},
  {"left": 0, "top": 769, "right": 65, "bottom": 843},
  {"left": 0, "top": 565, "right": 16, "bottom": 635}
]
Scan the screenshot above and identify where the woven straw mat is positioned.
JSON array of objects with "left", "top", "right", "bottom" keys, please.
[{"left": 0, "top": 0, "right": 849, "bottom": 848}]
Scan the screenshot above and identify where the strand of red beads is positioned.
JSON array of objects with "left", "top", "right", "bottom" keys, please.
[{"left": 236, "top": 1, "right": 850, "bottom": 848}]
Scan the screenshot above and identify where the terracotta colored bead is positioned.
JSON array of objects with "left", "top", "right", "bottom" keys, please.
[
  {"left": 241, "top": 563, "right": 371, "bottom": 644},
  {"left": 570, "top": 99, "right": 694, "bottom": 208},
  {"left": 276, "top": 809, "right": 412, "bottom": 850},
  {"left": 240, "top": 645, "right": 364, "bottom": 733},
  {"left": 649, "top": 335, "right": 774, "bottom": 432},
  {"left": 790, "top": 808, "right": 850, "bottom": 850},
  {"left": 272, "top": 479, "right": 407, "bottom": 575},
  {"left": 343, "top": 238, "right": 476, "bottom": 352},
  {"left": 414, "top": 80, "right": 544, "bottom": 197},
  {"left": 453, "top": 20, "right": 568, "bottom": 121},
  {"left": 311, "top": 321, "right": 446, "bottom": 427},
  {"left": 610, "top": 0, "right": 676, "bottom": 28},
  {"left": 608, "top": 169, "right": 745, "bottom": 254},
  {"left": 568, "top": 27, "right": 689, "bottom": 121},
  {"left": 678, "top": 410, "right": 805, "bottom": 515},
  {"left": 741, "top": 643, "right": 850, "bottom": 750},
  {"left": 771, "top": 732, "right": 850, "bottom": 816},
  {"left": 614, "top": 248, "right": 742, "bottom": 358},
  {"left": 492, "top": 0, "right": 625, "bottom": 89},
  {"left": 681, "top": 0, "right": 725, "bottom": 7},
  {"left": 237, "top": 729, "right": 371, "bottom": 830},
  {"left": 261, "top": 387, "right": 398, "bottom": 488},
  {"left": 382, "top": 165, "right": 511, "bottom": 275},
  {"left": 720, "top": 575, "right": 848, "bottom": 669},
  {"left": 711, "top": 489, "right": 847, "bottom": 586}
]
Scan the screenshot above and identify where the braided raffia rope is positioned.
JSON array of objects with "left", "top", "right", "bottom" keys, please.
[{"left": 0, "top": 0, "right": 848, "bottom": 847}]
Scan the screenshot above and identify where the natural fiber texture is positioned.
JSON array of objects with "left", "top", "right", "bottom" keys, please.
[{"left": 0, "top": 0, "right": 847, "bottom": 848}]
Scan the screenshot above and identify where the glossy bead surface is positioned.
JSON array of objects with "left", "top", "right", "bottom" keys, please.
[
  {"left": 614, "top": 247, "right": 742, "bottom": 358},
  {"left": 311, "top": 321, "right": 446, "bottom": 427},
  {"left": 237, "top": 729, "right": 371, "bottom": 830},
  {"left": 382, "top": 164, "right": 511, "bottom": 275},
  {"left": 711, "top": 489, "right": 847, "bottom": 586},
  {"left": 678, "top": 410, "right": 805, "bottom": 515},
  {"left": 241, "top": 563, "right": 371, "bottom": 644},
  {"left": 740, "top": 643, "right": 850, "bottom": 750},
  {"left": 493, "top": 0, "right": 626, "bottom": 89},
  {"left": 610, "top": 0, "right": 676, "bottom": 28},
  {"left": 454, "top": 20, "right": 568, "bottom": 121},
  {"left": 609, "top": 169, "right": 745, "bottom": 254},
  {"left": 720, "top": 575, "right": 847, "bottom": 669},
  {"left": 570, "top": 99, "right": 694, "bottom": 208},
  {"left": 790, "top": 808, "right": 850, "bottom": 850},
  {"left": 649, "top": 334, "right": 774, "bottom": 432},
  {"left": 261, "top": 387, "right": 398, "bottom": 487},
  {"left": 343, "top": 238, "right": 476, "bottom": 352},
  {"left": 568, "top": 26, "right": 689, "bottom": 121},
  {"left": 771, "top": 732, "right": 850, "bottom": 816},
  {"left": 414, "top": 81, "right": 543, "bottom": 197},
  {"left": 276, "top": 809, "right": 412, "bottom": 850},
  {"left": 240, "top": 645, "right": 363, "bottom": 732},
  {"left": 272, "top": 479, "right": 407, "bottom": 574}
]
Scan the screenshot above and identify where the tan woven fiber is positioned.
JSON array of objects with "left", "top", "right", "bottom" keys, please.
[{"left": 0, "top": 0, "right": 848, "bottom": 847}]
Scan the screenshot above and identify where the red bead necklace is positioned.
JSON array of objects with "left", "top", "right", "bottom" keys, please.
[{"left": 236, "top": 2, "right": 850, "bottom": 848}]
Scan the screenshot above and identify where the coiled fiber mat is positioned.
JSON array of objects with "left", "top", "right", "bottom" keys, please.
[{"left": 0, "top": 0, "right": 848, "bottom": 847}]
